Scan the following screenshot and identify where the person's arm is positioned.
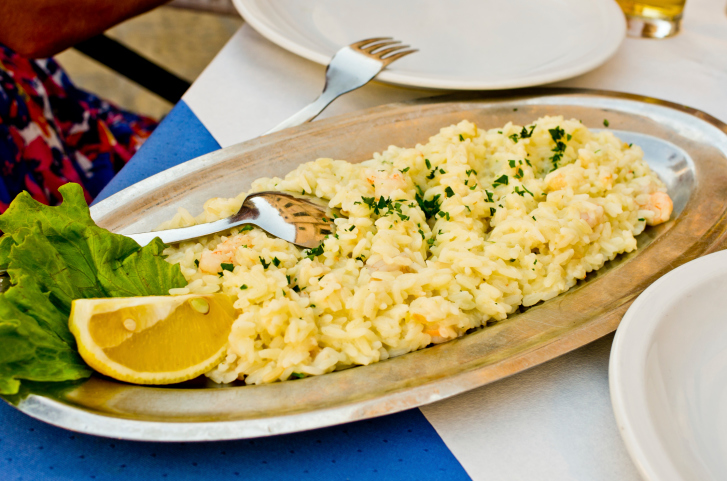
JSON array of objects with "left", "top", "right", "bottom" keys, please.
[{"left": 0, "top": 0, "right": 171, "bottom": 58}]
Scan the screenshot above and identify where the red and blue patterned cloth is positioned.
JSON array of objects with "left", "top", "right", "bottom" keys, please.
[{"left": 0, "top": 44, "right": 157, "bottom": 212}]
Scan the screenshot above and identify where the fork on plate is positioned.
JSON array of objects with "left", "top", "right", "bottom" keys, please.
[{"left": 266, "top": 37, "right": 417, "bottom": 135}]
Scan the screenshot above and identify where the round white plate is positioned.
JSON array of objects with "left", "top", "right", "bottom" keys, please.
[
  {"left": 610, "top": 250, "right": 727, "bottom": 481},
  {"left": 232, "top": 0, "right": 626, "bottom": 90}
]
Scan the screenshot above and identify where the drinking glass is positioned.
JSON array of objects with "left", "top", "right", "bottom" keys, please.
[{"left": 616, "top": 0, "right": 686, "bottom": 38}]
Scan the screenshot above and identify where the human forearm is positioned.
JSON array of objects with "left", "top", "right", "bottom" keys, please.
[{"left": 0, "top": 0, "right": 170, "bottom": 58}]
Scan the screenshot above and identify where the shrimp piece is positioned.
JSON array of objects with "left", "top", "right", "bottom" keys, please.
[
  {"left": 412, "top": 313, "right": 449, "bottom": 344},
  {"left": 642, "top": 191, "right": 673, "bottom": 226},
  {"left": 199, "top": 235, "right": 250, "bottom": 273},
  {"left": 364, "top": 169, "right": 407, "bottom": 198},
  {"left": 580, "top": 205, "right": 604, "bottom": 228},
  {"left": 546, "top": 172, "right": 568, "bottom": 191}
]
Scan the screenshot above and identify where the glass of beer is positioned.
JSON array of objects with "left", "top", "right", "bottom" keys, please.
[{"left": 616, "top": 0, "right": 686, "bottom": 38}]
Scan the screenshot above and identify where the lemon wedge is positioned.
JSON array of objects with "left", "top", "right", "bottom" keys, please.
[{"left": 69, "top": 294, "right": 237, "bottom": 385}]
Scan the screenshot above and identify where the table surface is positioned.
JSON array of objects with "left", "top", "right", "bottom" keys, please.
[{"left": 4, "top": 0, "right": 727, "bottom": 479}]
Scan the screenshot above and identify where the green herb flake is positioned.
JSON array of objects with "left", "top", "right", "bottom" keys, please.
[
  {"left": 445, "top": 187, "right": 455, "bottom": 198},
  {"left": 194, "top": 259, "right": 200, "bottom": 267},
  {"left": 490, "top": 207, "right": 496, "bottom": 216},
  {"left": 603, "top": 119, "right": 610, "bottom": 127},
  {"left": 240, "top": 284, "right": 248, "bottom": 290},
  {"left": 425, "top": 158, "right": 431, "bottom": 169},
  {"left": 492, "top": 175, "right": 509, "bottom": 187},
  {"left": 240, "top": 224, "right": 254, "bottom": 232},
  {"left": 220, "top": 263, "right": 234, "bottom": 272},
  {"left": 305, "top": 242, "right": 325, "bottom": 260},
  {"left": 638, "top": 218, "right": 645, "bottom": 221},
  {"left": 400, "top": 166, "right": 410, "bottom": 173},
  {"left": 520, "top": 125, "right": 536, "bottom": 139},
  {"left": 508, "top": 160, "right": 516, "bottom": 168},
  {"left": 459, "top": 134, "right": 465, "bottom": 141}
]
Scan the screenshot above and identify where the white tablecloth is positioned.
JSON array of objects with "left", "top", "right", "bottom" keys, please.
[{"left": 182, "top": 1, "right": 727, "bottom": 478}]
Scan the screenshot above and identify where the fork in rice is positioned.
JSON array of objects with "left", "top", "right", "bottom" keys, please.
[{"left": 266, "top": 37, "right": 417, "bottom": 134}]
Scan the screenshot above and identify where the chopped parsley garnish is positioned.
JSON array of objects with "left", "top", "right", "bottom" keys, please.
[
  {"left": 514, "top": 185, "right": 534, "bottom": 197},
  {"left": 532, "top": 216, "right": 537, "bottom": 221},
  {"left": 259, "top": 257, "right": 270, "bottom": 269},
  {"left": 290, "top": 373, "right": 306, "bottom": 379},
  {"left": 415, "top": 188, "right": 441, "bottom": 219},
  {"left": 355, "top": 255, "right": 366, "bottom": 262},
  {"left": 272, "top": 257, "right": 281, "bottom": 267},
  {"left": 603, "top": 119, "right": 610, "bottom": 127},
  {"left": 514, "top": 168, "right": 524, "bottom": 179},
  {"left": 638, "top": 217, "right": 645, "bottom": 221},
  {"left": 508, "top": 160, "right": 516, "bottom": 168},
  {"left": 484, "top": 190, "right": 494, "bottom": 202},
  {"left": 466, "top": 168, "right": 477, "bottom": 176},
  {"left": 629, "top": 143, "right": 633, "bottom": 148},
  {"left": 525, "top": 158, "right": 532, "bottom": 167},
  {"left": 310, "top": 304, "right": 316, "bottom": 308},
  {"left": 426, "top": 168, "right": 438, "bottom": 180},
  {"left": 492, "top": 175, "right": 509, "bottom": 187},
  {"left": 240, "top": 224, "right": 254, "bottom": 232},
  {"left": 469, "top": 184, "right": 477, "bottom": 190},
  {"left": 520, "top": 124, "right": 536, "bottom": 138},
  {"left": 347, "top": 225, "right": 355, "bottom": 232},
  {"left": 459, "top": 134, "right": 465, "bottom": 141},
  {"left": 194, "top": 259, "right": 199, "bottom": 267},
  {"left": 220, "top": 263, "right": 234, "bottom": 272},
  {"left": 548, "top": 126, "right": 567, "bottom": 170},
  {"left": 425, "top": 158, "right": 432, "bottom": 169},
  {"left": 240, "top": 284, "right": 248, "bottom": 290},
  {"left": 490, "top": 207, "right": 496, "bottom": 216},
  {"left": 304, "top": 242, "right": 325, "bottom": 260},
  {"left": 566, "top": 133, "right": 572, "bottom": 141},
  {"left": 400, "top": 166, "right": 410, "bottom": 173},
  {"left": 445, "top": 187, "right": 455, "bottom": 198},
  {"left": 509, "top": 133, "right": 519, "bottom": 143}
]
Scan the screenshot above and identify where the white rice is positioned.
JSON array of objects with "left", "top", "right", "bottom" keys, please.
[{"left": 160, "top": 116, "right": 669, "bottom": 385}]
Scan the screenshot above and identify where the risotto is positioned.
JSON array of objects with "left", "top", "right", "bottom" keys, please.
[{"left": 159, "top": 116, "right": 672, "bottom": 385}]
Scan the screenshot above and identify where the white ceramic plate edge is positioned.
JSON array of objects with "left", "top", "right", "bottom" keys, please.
[
  {"left": 232, "top": 0, "right": 626, "bottom": 90},
  {"left": 609, "top": 250, "right": 727, "bottom": 481}
]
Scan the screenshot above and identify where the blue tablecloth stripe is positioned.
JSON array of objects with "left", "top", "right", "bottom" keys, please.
[
  {"left": 94, "top": 101, "right": 221, "bottom": 203},
  {"left": 2, "top": 100, "right": 470, "bottom": 480}
]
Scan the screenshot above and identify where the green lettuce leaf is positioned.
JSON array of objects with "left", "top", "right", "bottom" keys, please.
[{"left": 0, "top": 183, "right": 187, "bottom": 395}]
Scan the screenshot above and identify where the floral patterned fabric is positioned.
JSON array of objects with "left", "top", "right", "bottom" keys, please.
[{"left": 0, "top": 44, "right": 157, "bottom": 212}]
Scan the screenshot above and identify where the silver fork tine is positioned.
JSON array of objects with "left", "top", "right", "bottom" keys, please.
[
  {"left": 371, "top": 45, "right": 410, "bottom": 58},
  {"left": 381, "top": 49, "right": 418, "bottom": 65},
  {"left": 360, "top": 40, "right": 402, "bottom": 53},
  {"left": 350, "top": 37, "right": 392, "bottom": 49},
  {"left": 266, "top": 37, "right": 417, "bottom": 135}
]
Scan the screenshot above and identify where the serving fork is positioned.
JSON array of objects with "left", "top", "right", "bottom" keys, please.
[{"left": 266, "top": 37, "right": 417, "bottom": 134}]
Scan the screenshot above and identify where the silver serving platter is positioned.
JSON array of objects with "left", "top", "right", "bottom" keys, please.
[{"left": 4, "top": 89, "right": 727, "bottom": 441}]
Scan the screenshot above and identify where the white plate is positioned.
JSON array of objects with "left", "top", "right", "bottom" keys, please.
[
  {"left": 232, "top": 0, "right": 626, "bottom": 90},
  {"left": 610, "top": 251, "right": 727, "bottom": 481}
]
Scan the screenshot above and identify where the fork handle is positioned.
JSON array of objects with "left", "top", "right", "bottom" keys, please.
[{"left": 265, "top": 93, "right": 336, "bottom": 135}]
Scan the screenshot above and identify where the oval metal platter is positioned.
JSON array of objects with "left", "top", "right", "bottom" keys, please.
[{"left": 4, "top": 88, "right": 727, "bottom": 441}]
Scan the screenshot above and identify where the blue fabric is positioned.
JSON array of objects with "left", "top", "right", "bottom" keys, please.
[
  {"left": 0, "top": 402, "right": 467, "bottom": 481},
  {"left": 1, "top": 100, "right": 470, "bottom": 480},
  {"left": 94, "top": 101, "right": 221, "bottom": 203}
]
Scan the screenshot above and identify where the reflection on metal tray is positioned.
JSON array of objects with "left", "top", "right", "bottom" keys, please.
[{"left": 4, "top": 88, "right": 727, "bottom": 441}]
